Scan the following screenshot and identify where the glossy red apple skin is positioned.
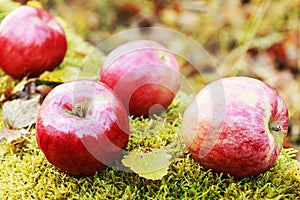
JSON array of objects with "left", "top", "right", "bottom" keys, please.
[
  {"left": 0, "top": 5, "right": 67, "bottom": 79},
  {"left": 182, "top": 77, "right": 288, "bottom": 178},
  {"left": 36, "top": 80, "right": 130, "bottom": 176},
  {"left": 100, "top": 40, "right": 181, "bottom": 117}
]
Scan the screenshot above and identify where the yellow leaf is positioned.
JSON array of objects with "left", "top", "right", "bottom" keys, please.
[
  {"left": 138, "top": 167, "right": 170, "bottom": 180},
  {"left": 26, "top": 0, "right": 43, "bottom": 9},
  {"left": 122, "top": 147, "right": 172, "bottom": 180}
]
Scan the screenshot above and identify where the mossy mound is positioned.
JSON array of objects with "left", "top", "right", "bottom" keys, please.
[{"left": 0, "top": 96, "right": 300, "bottom": 199}]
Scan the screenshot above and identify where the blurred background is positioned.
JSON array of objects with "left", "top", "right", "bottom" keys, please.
[{"left": 4, "top": 0, "right": 300, "bottom": 156}]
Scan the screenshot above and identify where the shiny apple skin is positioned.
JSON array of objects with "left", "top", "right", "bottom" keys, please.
[
  {"left": 100, "top": 40, "right": 181, "bottom": 117},
  {"left": 0, "top": 5, "right": 67, "bottom": 79},
  {"left": 182, "top": 77, "right": 288, "bottom": 178},
  {"left": 36, "top": 80, "right": 130, "bottom": 176}
]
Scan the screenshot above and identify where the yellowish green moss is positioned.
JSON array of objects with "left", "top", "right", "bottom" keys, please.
[{"left": 0, "top": 95, "right": 300, "bottom": 199}]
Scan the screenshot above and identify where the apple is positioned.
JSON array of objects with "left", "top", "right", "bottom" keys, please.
[
  {"left": 0, "top": 5, "right": 67, "bottom": 79},
  {"left": 100, "top": 40, "right": 181, "bottom": 117},
  {"left": 36, "top": 80, "right": 130, "bottom": 176},
  {"left": 181, "top": 77, "right": 288, "bottom": 178}
]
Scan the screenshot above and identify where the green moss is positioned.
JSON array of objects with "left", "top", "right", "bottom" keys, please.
[{"left": 0, "top": 93, "right": 300, "bottom": 199}]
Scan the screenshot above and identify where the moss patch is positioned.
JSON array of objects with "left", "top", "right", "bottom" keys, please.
[{"left": 0, "top": 94, "right": 300, "bottom": 199}]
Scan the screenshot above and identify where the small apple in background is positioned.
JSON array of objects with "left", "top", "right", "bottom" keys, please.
[
  {"left": 36, "top": 80, "right": 130, "bottom": 176},
  {"left": 181, "top": 77, "right": 288, "bottom": 178},
  {"left": 100, "top": 40, "right": 181, "bottom": 117},
  {"left": 0, "top": 5, "right": 67, "bottom": 79}
]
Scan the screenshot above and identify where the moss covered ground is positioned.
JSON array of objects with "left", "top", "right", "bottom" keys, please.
[
  {"left": 0, "top": 96, "right": 300, "bottom": 199},
  {"left": 0, "top": 0, "right": 300, "bottom": 199}
]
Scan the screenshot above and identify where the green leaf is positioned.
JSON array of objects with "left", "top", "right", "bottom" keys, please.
[
  {"left": 122, "top": 147, "right": 172, "bottom": 180},
  {"left": 40, "top": 66, "right": 84, "bottom": 83},
  {"left": 39, "top": 60, "right": 101, "bottom": 82}
]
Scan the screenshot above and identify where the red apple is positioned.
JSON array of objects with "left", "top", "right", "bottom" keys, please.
[
  {"left": 100, "top": 40, "right": 181, "bottom": 117},
  {"left": 181, "top": 77, "right": 288, "bottom": 178},
  {"left": 36, "top": 80, "right": 130, "bottom": 176},
  {"left": 0, "top": 5, "right": 67, "bottom": 79}
]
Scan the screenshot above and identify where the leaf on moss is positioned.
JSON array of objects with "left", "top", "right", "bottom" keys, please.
[
  {"left": 0, "top": 128, "right": 28, "bottom": 143},
  {"left": 2, "top": 95, "right": 41, "bottom": 129},
  {"left": 122, "top": 147, "right": 172, "bottom": 180}
]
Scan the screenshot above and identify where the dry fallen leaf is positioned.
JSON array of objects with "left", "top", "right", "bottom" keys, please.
[
  {"left": 2, "top": 95, "right": 41, "bottom": 129},
  {"left": 122, "top": 147, "right": 172, "bottom": 180},
  {"left": 0, "top": 128, "right": 28, "bottom": 143}
]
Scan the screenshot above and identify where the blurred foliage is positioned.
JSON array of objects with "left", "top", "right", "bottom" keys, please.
[
  {"left": 0, "top": 0, "right": 299, "bottom": 150},
  {"left": 38, "top": 0, "right": 299, "bottom": 59},
  {"left": 36, "top": 0, "right": 300, "bottom": 149}
]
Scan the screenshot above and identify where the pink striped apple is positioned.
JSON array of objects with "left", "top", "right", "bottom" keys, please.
[
  {"left": 100, "top": 40, "right": 181, "bottom": 117},
  {"left": 182, "top": 77, "right": 288, "bottom": 178},
  {"left": 0, "top": 6, "right": 67, "bottom": 79},
  {"left": 36, "top": 80, "right": 129, "bottom": 176}
]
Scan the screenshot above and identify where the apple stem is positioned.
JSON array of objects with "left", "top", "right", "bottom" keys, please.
[
  {"left": 270, "top": 125, "right": 281, "bottom": 132},
  {"left": 72, "top": 104, "right": 87, "bottom": 118}
]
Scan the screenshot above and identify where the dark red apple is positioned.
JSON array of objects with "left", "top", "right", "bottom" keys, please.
[
  {"left": 100, "top": 40, "right": 181, "bottom": 117},
  {"left": 0, "top": 5, "right": 67, "bottom": 79},
  {"left": 181, "top": 77, "right": 288, "bottom": 178},
  {"left": 36, "top": 80, "right": 130, "bottom": 176}
]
